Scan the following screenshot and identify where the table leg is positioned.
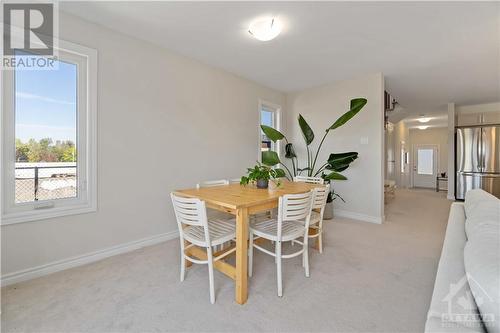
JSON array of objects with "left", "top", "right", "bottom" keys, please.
[{"left": 235, "top": 207, "right": 249, "bottom": 304}]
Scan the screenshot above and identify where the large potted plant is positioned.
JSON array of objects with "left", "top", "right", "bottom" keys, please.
[
  {"left": 259, "top": 98, "right": 367, "bottom": 217},
  {"left": 240, "top": 162, "right": 284, "bottom": 189},
  {"left": 323, "top": 188, "right": 344, "bottom": 220}
]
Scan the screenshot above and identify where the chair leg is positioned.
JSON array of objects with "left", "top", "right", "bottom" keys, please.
[
  {"left": 318, "top": 229, "right": 323, "bottom": 254},
  {"left": 207, "top": 247, "right": 215, "bottom": 304},
  {"left": 248, "top": 231, "right": 254, "bottom": 277},
  {"left": 179, "top": 239, "right": 186, "bottom": 282},
  {"left": 274, "top": 241, "right": 279, "bottom": 264},
  {"left": 180, "top": 252, "right": 186, "bottom": 282},
  {"left": 276, "top": 240, "right": 283, "bottom": 297},
  {"left": 303, "top": 242, "right": 310, "bottom": 278}
]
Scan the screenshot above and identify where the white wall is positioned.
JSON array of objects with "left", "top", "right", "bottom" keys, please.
[
  {"left": 409, "top": 127, "right": 449, "bottom": 186},
  {"left": 1, "top": 13, "right": 285, "bottom": 278},
  {"left": 285, "top": 73, "right": 385, "bottom": 223}
]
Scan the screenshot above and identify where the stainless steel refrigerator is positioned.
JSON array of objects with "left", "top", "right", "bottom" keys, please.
[{"left": 456, "top": 126, "right": 500, "bottom": 200}]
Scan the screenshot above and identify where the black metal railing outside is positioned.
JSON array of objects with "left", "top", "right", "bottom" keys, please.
[{"left": 15, "top": 165, "right": 77, "bottom": 203}]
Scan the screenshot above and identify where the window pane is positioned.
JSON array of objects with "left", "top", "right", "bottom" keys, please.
[
  {"left": 14, "top": 55, "right": 78, "bottom": 203},
  {"left": 261, "top": 110, "right": 275, "bottom": 154},
  {"left": 417, "top": 149, "right": 434, "bottom": 175}
]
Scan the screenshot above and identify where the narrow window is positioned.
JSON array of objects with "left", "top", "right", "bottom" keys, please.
[
  {"left": 259, "top": 101, "right": 281, "bottom": 161},
  {"left": 2, "top": 41, "right": 97, "bottom": 224}
]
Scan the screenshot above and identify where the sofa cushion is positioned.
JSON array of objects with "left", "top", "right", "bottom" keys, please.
[
  {"left": 464, "top": 230, "right": 500, "bottom": 333},
  {"left": 466, "top": 221, "right": 500, "bottom": 242},
  {"left": 427, "top": 203, "right": 481, "bottom": 330},
  {"left": 464, "top": 189, "right": 499, "bottom": 221},
  {"left": 464, "top": 189, "right": 499, "bottom": 241}
]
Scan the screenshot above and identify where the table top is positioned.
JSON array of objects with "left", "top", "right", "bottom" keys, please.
[{"left": 175, "top": 180, "right": 321, "bottom": 210}]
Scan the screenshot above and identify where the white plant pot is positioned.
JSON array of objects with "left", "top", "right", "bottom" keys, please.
[{"left": 323, "top": 201, "right": 334, "bottom": 220}]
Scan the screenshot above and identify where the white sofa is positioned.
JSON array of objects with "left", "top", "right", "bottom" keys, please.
[{"left": 425, "top": 189, "right": 499, "bottom": 333}]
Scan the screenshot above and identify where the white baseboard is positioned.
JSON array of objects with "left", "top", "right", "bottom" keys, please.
[
  {"left": 334, "top": 209, "right": 383, "bottom": 224},
  {"left": 1, "top": 230, "right": 179, "bottom": 287}
]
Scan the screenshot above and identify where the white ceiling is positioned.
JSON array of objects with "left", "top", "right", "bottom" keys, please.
[{"left": 61, "top": 1, "right": 499, "bottom": 118}]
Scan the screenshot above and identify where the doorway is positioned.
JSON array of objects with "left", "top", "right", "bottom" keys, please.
[{"left": 413, "top": 144, "right": 439, "bottom": 188}]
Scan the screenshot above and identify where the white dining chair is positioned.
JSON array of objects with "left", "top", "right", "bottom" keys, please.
[
  {"left": 248, "top": 191, "right": 315, "bottom": 297},
  {"left": 308, "top": 184, "right": 330, "bottom": 254},
  {"left": 196, "top": 179, "right": 232, "bottom": 251},
  {"left": 293, "top": 175, "right": 324, "bottom": 184},
  {"left": 170, "top": 193, "right": 236, "bottom": 304},
  {"left": 196, "top": 179, "right": 229, "bottom": 189},
  {"left": 292, "top": 176, "right": 325, "bottom": 248}
]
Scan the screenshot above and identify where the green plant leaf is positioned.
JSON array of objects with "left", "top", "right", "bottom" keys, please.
[
  {"left": 240, "top": 176, "right": 249, "bottom": 185},
  {"left": 274, "top": 168, "right": 286, "bottom": 178},
  {"left": 242, "top": 162, "right": 284, "bottom": 183},
  {"left": 261, "top": 125, "right": 285, "bottom": 142},
  {"left": 328, "top": 98, "right": 367, "bottom": 131},
  {"left": 298, "top": 114, "right": 314, "bottom": 145},
  {"left": 326, "top": 152, "right": 358, "bottom": 172},
  {"left": 324, "top": 171, "right": 348, "bottom": 181},
  {"left": 284, "top": 143, "right": 296, "bottom": 158},
  {"left": 262, "top": 151, "right": 280, "bottom": 166}
]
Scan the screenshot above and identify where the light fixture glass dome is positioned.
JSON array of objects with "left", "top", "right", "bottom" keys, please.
[
  {"left": 418, "top": 117, "right": 431, "bottom": 123},
  {"left": 418, "top": 125, "right": 429, "bottom": 130},
  {"left": 248, "top": 18, "right": 282, "bottom": 41}
]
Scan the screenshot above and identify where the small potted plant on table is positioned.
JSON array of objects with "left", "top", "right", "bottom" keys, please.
[{"left": 240, "top": 162, "right": 285, "bottom": 189}]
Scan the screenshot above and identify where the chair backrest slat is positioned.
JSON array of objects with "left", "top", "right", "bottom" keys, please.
[
  {"left": 196, "top": 179, "right": 229, "bottom": 189},
  {"left": 312, "top": 184, "right": 330, "bottom": 210},
  {"left": 293, "top": 175, "right": 324, "bottom": 184},
  {"left": 171, "top": 193, "right": 212, "bottom": 246},
  {"left": 280, "top": 191, "right": 314, "bottom": 222},
  {"left": 277, "top": 191, "right": 314, "bottom": 241},
  {"left": 171, "top": 194, "right": 207, "bottom": 227}
]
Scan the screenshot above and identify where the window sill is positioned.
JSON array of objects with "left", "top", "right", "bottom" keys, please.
[{"left": 1, "top": 203, "right": 97, "bottom": 225}]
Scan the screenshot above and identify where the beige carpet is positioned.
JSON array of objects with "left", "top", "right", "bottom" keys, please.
[{"left": 1, "top": 189, "right": 451, "bottom": 332}]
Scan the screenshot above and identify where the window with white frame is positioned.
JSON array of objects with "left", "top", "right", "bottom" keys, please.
[
  {"left": 259, "top": 101, "right": 281, "bottom": 161},
  {"left": 1, "top": 40, "right": 97, "bottom": 224}
]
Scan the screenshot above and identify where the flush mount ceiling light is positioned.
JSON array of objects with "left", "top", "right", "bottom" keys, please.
[
  {"left": 418, "top": 116, "right": 431, "bottom": 123},
  {"left": 418, "top": 125, "right": 429, "bottom": 130},
  {"left": 248, "top": 17, "right": 282, "bottom": 41}
]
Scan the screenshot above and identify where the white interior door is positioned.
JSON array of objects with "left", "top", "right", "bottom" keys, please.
[{"left": 413, "top": 145, "right": 438, "bottom": 188}]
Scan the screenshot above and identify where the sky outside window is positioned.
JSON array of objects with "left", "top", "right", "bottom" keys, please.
[
  {"left": 261, "top": 110, "right": 273, "bottom": 130},
  {"left": 15, "top": 58, "right": 77, "bottom": 143}
]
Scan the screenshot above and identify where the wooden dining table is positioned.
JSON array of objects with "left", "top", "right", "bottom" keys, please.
[{"left": 174, "top": 180, "right": 321, "bottom": 304}]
